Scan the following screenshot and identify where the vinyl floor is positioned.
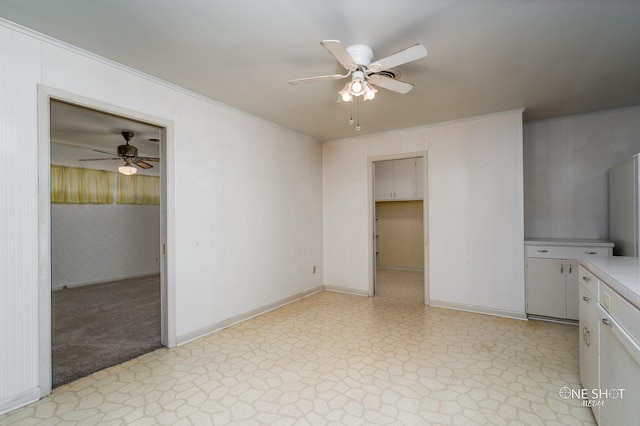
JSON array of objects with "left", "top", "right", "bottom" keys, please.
[{"left": 1, "top": 270, "right": 595, "bottom": 425}]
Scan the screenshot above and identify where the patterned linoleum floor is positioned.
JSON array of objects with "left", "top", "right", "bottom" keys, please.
[
  {"left": 375, "top": 268, "right": 424, "bottom": 302},
  {"left": 1, "top": 276, "right": 594, "bottom": 425}
]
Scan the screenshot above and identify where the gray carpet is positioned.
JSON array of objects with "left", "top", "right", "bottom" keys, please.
[{"left": 52, "top": 274, "right": 162, "bottom": 388}]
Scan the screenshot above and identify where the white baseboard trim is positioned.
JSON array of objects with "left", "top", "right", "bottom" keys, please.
[
  {"left": 52, "top": 272, "right": 161, "bottom": 291},
  {"left": 429, "top": 299, "right": 528, "bottom": 321},
  {"left": 323, "top": 285, "right": 369, "bottom": 296},
  {"left": 176, "top": 286, "right": 324, "bottom": 346},
  {"left": 376, "top": 266, "right": 424, "bottom": 272},
  {"left": 0, "top": 387, "right": 40, "bottom": 416}
]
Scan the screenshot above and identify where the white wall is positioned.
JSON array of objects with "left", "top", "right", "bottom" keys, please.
[
  {"left": 524, "top": 106, "right": 640, "bottom": 239},
  {"left": 0, "top": 21, "right": 323, "bottom": 414},
  {"left": 323, "top": 110, "right": 525, "bottom": 317},
  {"left": 51, "top": 204, "right": 160, "bottom": 289}
]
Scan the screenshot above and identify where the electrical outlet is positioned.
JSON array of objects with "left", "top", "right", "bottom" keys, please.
[{"left": 602, "top": 292, "right": 612, "bottom": 312}]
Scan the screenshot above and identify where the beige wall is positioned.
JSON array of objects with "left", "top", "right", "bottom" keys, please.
[{"left": 377, "top": 201, "right": 424, "bottom": 269}]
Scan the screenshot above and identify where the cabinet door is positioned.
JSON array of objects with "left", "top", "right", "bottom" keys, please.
[
  {"left": 526, "top": 258, "right": 566, "bottom": 318},
  {"left": 579, "top": 284, "right": 600, "bottom": 422},
  {"left": 566, "top": 259, "right": 579, "bottom": 320},
  {"left": 393, "top": 158, "right": 418, "bottom": 199},
  {"left": 374, "top": 160, "right": 394, "bottom": 200},
  {"left": 599, "top": 307, "right": 640, "bottom": 424}
]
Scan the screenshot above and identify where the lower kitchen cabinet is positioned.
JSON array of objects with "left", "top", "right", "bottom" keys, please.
[
  {"left": 578, "top": 273, "right": 600, "bottom": 421},
  {"left": 525, "top": 240, "right": 613, "bottom": 321},
  {"left": 579, "top": 258, "right": 640, "bottom": 425}
]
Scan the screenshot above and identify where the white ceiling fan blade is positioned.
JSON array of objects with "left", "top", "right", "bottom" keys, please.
[
  {"left": 369, "top": 74, "right": 414, "bottom": 94},
  {"left": 321, "top": 40, "right": 357, "bottom": 71},
  {"left": 368, "top": 44, "right": 427, "bottom": 72},
  {"left": 288, "top": 73, "right": 348, "bottom": 85}
]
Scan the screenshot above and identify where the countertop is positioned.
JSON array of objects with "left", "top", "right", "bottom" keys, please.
[
  {"left": 525, "top": 238, "right": 615, "bottom": 247},
  {"left": 578, "top": 256, "right": 640, "bottom": 310}
]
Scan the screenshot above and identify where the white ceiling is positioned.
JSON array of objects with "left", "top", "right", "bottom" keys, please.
[{"left": 2, "top": 0, "right": 640, "bottom": 142}]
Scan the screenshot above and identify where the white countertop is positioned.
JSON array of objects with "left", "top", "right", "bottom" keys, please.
[
  {"left": 525, "top": 238, "right": 615, "bottom": 247},
  {"left": 578, "top": 256, "right": 640, "bottom": 309}
]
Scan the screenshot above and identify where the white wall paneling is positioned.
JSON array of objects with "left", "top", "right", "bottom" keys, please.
[
  {"left": 323, "top": 110, "right": 525, "bottom": 317},
  {"left": 1, "top": 21, "right": 324, "bottom": 415},
  {"left": 0, "top": 21, "right": 43, "bottom": 415},
  {"left": 524, "top": 106, "right": 640, "bottom": 239}
]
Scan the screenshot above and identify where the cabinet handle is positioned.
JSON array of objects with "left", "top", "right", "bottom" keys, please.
[
  {"left": 569, "top": 264, "right": 572, "bottom": 274},
  {"left": 582, "top": 276, "right": 591, "bottom": 282},
  {"left": 584, "top": 251, "right": 598, "bottom": 255},
  {"left": 584, "top": 328, "right": 590, "bottom": 346},
  {"left": 602, "top": 318, "right": 612, "bottom": 327},
  {"left": 560, "top": 263, "right": 564, "bottom": 274},
  {"left": 583, "top": 296, "right": 590, "bottom": 302},
  {"left": 536, "top": 249, "right": 549, "bottom": 253}
]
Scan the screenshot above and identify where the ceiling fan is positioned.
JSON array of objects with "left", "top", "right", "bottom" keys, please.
[
  {"left": 79, "top": 131, "right": 160, "bottom": 174},
  {"left": 289, "top": 40, "right": 428, "bottom": 101}
]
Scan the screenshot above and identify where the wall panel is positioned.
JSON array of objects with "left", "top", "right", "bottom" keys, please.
[
  {"left": 0, "top": 21, "right": 323, "bottom": 414},
  {"left": 524, "top": 106, "right": 640, "bottom": 239},
  {"left": 0, "top": 24, "right": 43, "bottom": 411},
  {"left": 323, "top": 110, "right": 525, "bottom": 317}
]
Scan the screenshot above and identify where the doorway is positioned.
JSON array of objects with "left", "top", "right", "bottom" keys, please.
[
  {"left": 49, "top": 100, "right": 165, "bottom": 387},
  {"left": 37, "top": 87, "right": 174, "bottom": 396},
  {"left": 371, "top": 155, "right": 428, "bottom": 303}
]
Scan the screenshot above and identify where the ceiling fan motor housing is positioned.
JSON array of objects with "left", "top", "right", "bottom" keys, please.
[
  {"left": 117, "top": 143, "right": 138, "bottom": 159},
  {"left": 346, "top": 45, "right": 374, "bottom": 67}
]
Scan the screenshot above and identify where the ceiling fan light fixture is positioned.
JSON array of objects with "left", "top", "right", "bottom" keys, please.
[
  {"left": 118, "top": 163, "right": 137, "bottom": 175},
  {"left": 349, "top": 70, "right": 366, "bottom": 96},
  {"left": 363, "top": 82, "right": 377, "bottom": 100},
  {"left": 339, "top": 81, "right": 353, "bottom": 102}
]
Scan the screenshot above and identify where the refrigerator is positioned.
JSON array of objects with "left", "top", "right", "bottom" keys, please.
[{"left": 609, "top": 153, "right": 640, "bottom": 256}]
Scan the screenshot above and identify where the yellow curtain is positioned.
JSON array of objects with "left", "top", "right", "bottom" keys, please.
[
  {"left": 51, "top": 165, "right": 114, "bottom": 204},
  {"left": 118, "top": 174, "right": 160, "bottom": 204}
]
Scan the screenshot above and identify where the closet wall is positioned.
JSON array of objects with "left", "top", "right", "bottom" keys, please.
[{"left": 376, "top": 200, "right": 424, "bottom": 269}]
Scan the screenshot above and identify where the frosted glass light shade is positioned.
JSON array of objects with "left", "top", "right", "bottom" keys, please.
[{"left": 118, "top": 164, "right": 137, "bottom": 175}]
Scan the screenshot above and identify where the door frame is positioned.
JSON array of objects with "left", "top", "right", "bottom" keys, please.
[
  {"left": 37, "top": 86, "right": 176, "bottom": 396},
  {"left": 368, "top": 151, "right": 429, "bottom": 304}
]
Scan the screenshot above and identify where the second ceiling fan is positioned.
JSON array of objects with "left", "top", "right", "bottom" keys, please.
[{"left": 80, "top": 131, "right": 159, "bottom": 175}]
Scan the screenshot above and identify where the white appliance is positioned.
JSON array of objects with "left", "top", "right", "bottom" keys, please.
[{"left": 609, "top": 154, "right": 640, "bottom": 256}]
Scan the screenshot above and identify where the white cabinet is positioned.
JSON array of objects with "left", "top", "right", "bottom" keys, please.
[
  {"left": 579, "top": 258, "right": 640, "bottom": 425},
  {"left": 526, "top": 258, "right": 574, "bottom": 318},
  {"left": 597, "top": 295, "right": 640, "bottom": 425},
  {"left": 525, "top": 242, "right": 612, "bottom": 320},
  {"left": 578, "top": 267, "right": 600, "bottom": 422},
  {"left": 374, "top": 158, "right": 423, "bottom": 201}
]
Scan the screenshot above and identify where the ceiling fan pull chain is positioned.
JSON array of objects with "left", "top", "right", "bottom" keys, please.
[
  {"left": 349, "top": 101, "right": 354, "bottom": 126},
  {"left": 356, "top": 97, "right": 361, "bottom": 131}
]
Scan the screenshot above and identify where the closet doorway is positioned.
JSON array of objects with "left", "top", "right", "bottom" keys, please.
[
  {"left": 372, "top": 156, "right": 427, "bottom": 303},
  {"left": 48, "top": 99, "right": 167, "bottom": 387}
]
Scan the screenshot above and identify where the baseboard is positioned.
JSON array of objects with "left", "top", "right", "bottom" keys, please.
[
  {"left": 376, "top": 266, "right": 424, "bottom": 272},
  {"left": 323, "top": 285, "right": 369, "bottom": 296},
  {"left": 527, "top": 314, "right": 578, "bottom": 326},
  {"left": 176, "top": 286, "right": 324, "bottom": 345},
  {"left": 0, "top": 387, "right": 40, "bottom": 416},
  {"left": 52, "top": 272, "right": 160, "bottom": 291},
  {"left": 429, "top": 299, "right": 528, "bottom": 321}
]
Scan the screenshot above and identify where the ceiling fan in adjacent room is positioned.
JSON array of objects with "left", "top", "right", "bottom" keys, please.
[{"left": 79, "top": 131, "right": 160, "bottom": 175}]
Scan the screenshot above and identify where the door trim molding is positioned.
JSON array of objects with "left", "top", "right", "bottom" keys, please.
[
  {"left": 37, "top": 85, "right": 176, "bottom": 397},
  {"left": 368, "top": 151, "right": 429, "bottom": 303}
]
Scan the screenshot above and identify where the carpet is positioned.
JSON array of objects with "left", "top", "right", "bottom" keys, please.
[{"left": 52, "top": 274, "right": 162, "bottom": 388}]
